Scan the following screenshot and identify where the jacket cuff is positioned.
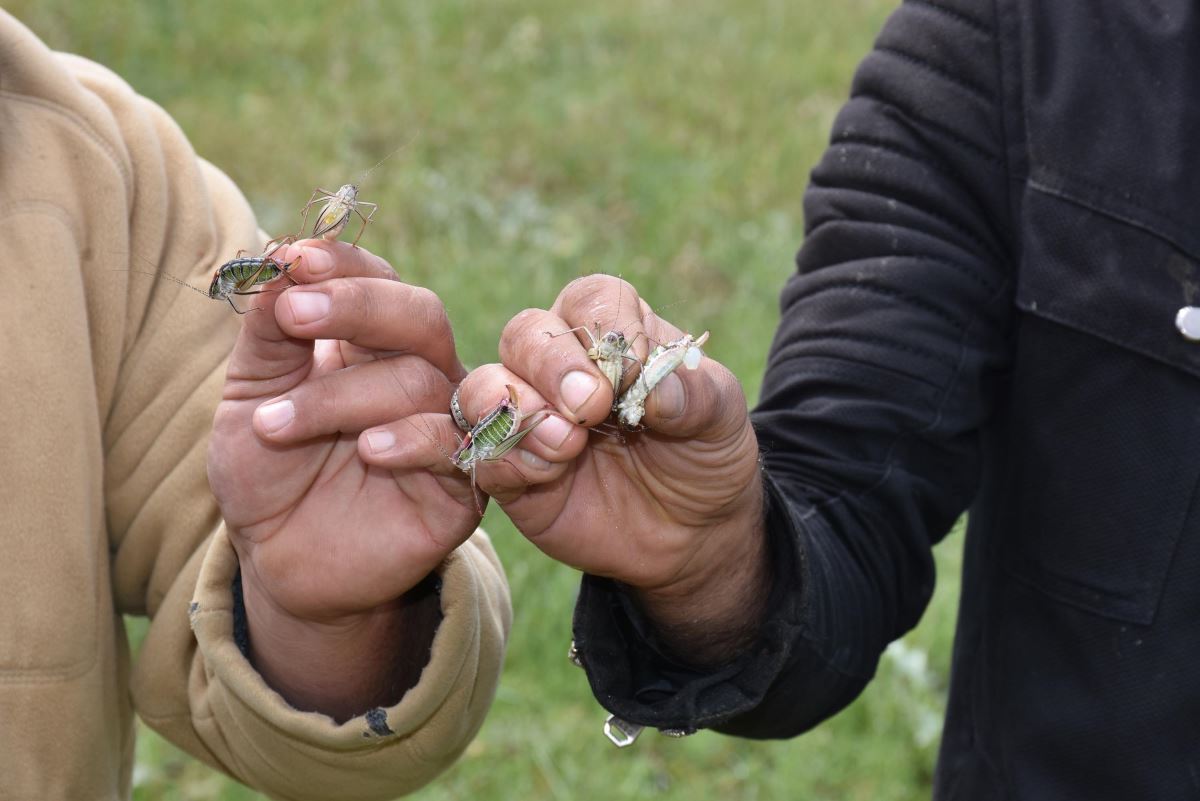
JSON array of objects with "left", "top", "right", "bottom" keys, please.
[
  {"left": 571, "top": 469, "right": 808, "bottom": 735},
  {"left": 187, "top": 525, "right": 509, "bottom": 800}
]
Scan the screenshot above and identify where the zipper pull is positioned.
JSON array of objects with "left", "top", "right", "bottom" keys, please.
[{"left": 603, "top": 714, "right": 645, "bottom": 747}]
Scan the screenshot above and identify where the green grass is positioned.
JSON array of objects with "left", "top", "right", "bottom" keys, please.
[{"left": 8, "top": 2, "right": 968, "bottom": 798}]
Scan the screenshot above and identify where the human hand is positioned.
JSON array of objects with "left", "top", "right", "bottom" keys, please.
[
  {"left": 360, "top": 275, "right": 768, "bottom": 665},
  {"left": 206, "top": 240, "right": 473, "bottom": 718}
]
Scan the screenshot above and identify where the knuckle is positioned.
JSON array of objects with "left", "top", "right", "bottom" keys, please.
[
  {"left": 409, "top": 285, "right": 450, "bottom": 335},
  {"left": 563, "top": 274, "right": 637, "bottom": 326},
  {"left": 331, "top": 277, "right": 369, "bottom": 323},
  {"left": 501, "top": 309, "right": 546, "bottom": 361},
  {"left": 410, "top": 284, "right": 440, "bottom": 311},
  {"left": 507, "top": 307, "right": 544, "bottom": 336},
  {"left": 559, "top": 274, "right": 609, "bottom": 309},
  {"left": 293, "top": 386, "right": 335, "bottom": 432}
]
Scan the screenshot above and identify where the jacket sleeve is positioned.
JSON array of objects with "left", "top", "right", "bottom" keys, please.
[
  {"left": 572, "top": 0, "right": 1016, "bottom": 737},
  {"left": 1, "top": 13, "right": 510, "bottom": 798}
]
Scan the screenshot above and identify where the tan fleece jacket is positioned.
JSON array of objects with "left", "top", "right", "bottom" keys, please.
[{"left": 0, "top": 10, "right": 510, "bottom": 801}]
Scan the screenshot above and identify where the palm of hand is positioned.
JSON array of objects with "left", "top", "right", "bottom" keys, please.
[
  {"left": 209, "top": 340, "right": 479, "bottom": 622},
  {"left": 501, "top": 413, "right": 761, "bottom": 590}
]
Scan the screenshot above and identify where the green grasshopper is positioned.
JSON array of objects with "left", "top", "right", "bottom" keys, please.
[
  {"left": 203, "top": 239, "right": 302, "bottom": 314},
  {"left": 117, "top": 235, "right": 301, "bottom": 314},
  {"left": 450, "top": 384, "right": 549, "bottom": 516}
]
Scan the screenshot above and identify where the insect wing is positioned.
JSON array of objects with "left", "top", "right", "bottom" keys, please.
[
  {"left": 485, "top": 410, "right": 549, "bottom": 461},
  {"left": 312, "top": 200, "right": 351, "bottom": 239}
]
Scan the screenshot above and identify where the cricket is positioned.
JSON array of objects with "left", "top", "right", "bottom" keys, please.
[
  {"left": 295, "top": 141, "right": 411, "bottom": 247},
  {"left": 549, "top": 324, "right": 642, "bottom": 405},
  {"left": 450, "top": 384, "right": 550, "bottom": 516},
  {"left": 299, "top": 183, "right": 378, "bottom": 247},
  {"left": 116, "top": 235, "right": 302, "bottom": 314},
  {"left": 615, "top": 330, "right": 709, "bottom": 428}
]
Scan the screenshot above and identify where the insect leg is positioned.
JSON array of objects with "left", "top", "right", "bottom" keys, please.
[
  {"left": 298, "top": 188, "right": 338, "bottom": 237},
  {"left": 224, "top": 295, "right": 260, "bottom": 315},
  {"left": 546, "top": 324, "right": 601, "bottom": 349},
  {"left": 349, "top": 202, "right": 379, "bottom": 248}
]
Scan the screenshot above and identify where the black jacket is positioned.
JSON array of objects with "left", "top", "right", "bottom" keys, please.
[{"left": 573, "top": 1, "right": 1200, "bottom": 797}]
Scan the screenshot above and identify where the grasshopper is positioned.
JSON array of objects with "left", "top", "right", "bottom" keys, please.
[
  {"left": 116, "top": 235, "right": 301, "bottom": 314},
  {"left": 204, "top": 239, "right": 302, "bottom": 314},
  {"left": 299, "top": 184, "right": 379, "bottom": 247},
  {"left": 295, "top": 140, "right": 411, "bottom": 247},
  {"left": 451, "top": 384, "right": 549, "bottom": 515},
  {"left": 549, "top": 324, "right": 643, "bottom": 406}
]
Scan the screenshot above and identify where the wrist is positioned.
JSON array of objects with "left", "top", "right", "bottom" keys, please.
[
  {"left": 631, "top": 473, "right": 769, "bottom": 668},
  {"left": 238, "top": 569, "right": 441, "bottom": 721}
]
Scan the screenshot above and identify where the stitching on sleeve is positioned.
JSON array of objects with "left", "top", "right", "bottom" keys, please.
[
  {"left": 905, "top": 0, "right": 990, "bottom": 37},
  {"left": 851, "top": 90, "right": 1003, "bottom": 168},
  {"left": 874, "top": 45, "right": 994, "bottom": 104},
  {"left": 0, "top": 89, "right": 131, "bottom": 190}
]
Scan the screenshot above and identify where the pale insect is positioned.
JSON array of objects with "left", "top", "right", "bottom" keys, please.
[
  {"left": 549, "top": 324, "right": 642, "bottom": 406},
  {"left": 546, "top": 277, "right": 644, "bottom": 409},
  {"left": 297, "top": 142, "right": 410, "bottom": 247},
  {"left": 118, "top": 236, "right": 302, "bottom": 314},
  {"left": 615, "top": 331, "right": 710, "bottom": 428},
  {"left": 300, "top": 184, "right": 378, "bottom": 247}
]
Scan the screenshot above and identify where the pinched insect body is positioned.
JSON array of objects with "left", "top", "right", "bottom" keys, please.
[
  {"left": 117, "top": 237, "right": 301, "bottom": 315},
  {"left": 450, "top": 384, "right": 548, "bottom": 514},
  {"left": 552, "top": 325, "right": 642, "bottom": 408},
  {"left": 206, "top": 249, "right": 302, "bottom": 314},
  {"left": 615, "top": 331, "right": 709, "bottom": 428},
  {"left": 453, "top": 384, "right": 546, "bottom": 470}
]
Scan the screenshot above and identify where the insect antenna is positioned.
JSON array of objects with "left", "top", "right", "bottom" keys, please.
[
  {"left": 114, "top": 266, "right": 211, "bottom": 299},
  {"left": 355, "top": 132, "right": 419, "bottom": 186}
]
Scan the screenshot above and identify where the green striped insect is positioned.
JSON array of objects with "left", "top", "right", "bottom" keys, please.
[
  {"left": 451, "top": 384, "right": 549, "bottom": 515},
  {"left": 204, "top": 247, "right": 302, "bottom": 314},
  {"left": 116, "top": 237, "right": 301, "bottom": 314}
]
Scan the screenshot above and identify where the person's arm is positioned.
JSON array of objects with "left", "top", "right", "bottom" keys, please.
[
  {"left": 622, "top": 0, "right": 1018, "bottom": 736},
  {"left": 31, "top": 24, "right": 510, "bottom": 800},
  {"left": 434, "top": 0, "right": 1016, "bottom": 740}
]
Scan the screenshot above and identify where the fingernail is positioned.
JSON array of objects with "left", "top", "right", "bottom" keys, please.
[
  {"left": 519, "top": 449, "right": 552, "bottom": 471},
  {"left": 287, "top": 290, "right": 330, "bottom": 324},
  {"left": 366, "top": 429, "right": 396, "bottom": 453},
  {"left": 256, "top": 399, "right": 294, "bottom": 433},
  {"left": 654, "top": 373, "right": 685, "bottom": 419},
  {"left": 300, "top": 246, "right": 334, "bottom": 275},
  {"left": 560, "top": 370, "right": 599, "bottom": 415},
  {"left": 532, "top": 414, "right": 573, "bottom": 450}
]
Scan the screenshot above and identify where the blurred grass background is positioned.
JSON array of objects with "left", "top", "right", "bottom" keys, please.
[{"left": 9, "top": 1, "right": 967, "bottom": 798}]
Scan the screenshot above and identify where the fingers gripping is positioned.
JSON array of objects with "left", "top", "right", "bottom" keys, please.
[{"left": 252, "top": 355, "right": 454, "bottom": 443}]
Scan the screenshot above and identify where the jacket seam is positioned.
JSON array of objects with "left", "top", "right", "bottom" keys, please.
[
  {"left": 906, "top": 0, "right": 990, "bottom": 37},
  {"left": 0, "top": 88, "right": 131, "bottom": 191}
]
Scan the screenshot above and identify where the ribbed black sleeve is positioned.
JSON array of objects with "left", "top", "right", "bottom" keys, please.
[{"left": 573, "top": 0, "right": 1018, "bottom": 737}]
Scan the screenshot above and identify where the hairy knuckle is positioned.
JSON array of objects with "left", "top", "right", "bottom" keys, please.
[
  {"left": 410, "top": 284, "right": 434, "bottom": 307},
  {"left": 508, "top": 307, "right": 542, "bottom": 335},
  {"left": 330, "top": 278, "right": 366, "bottom": 323}
]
